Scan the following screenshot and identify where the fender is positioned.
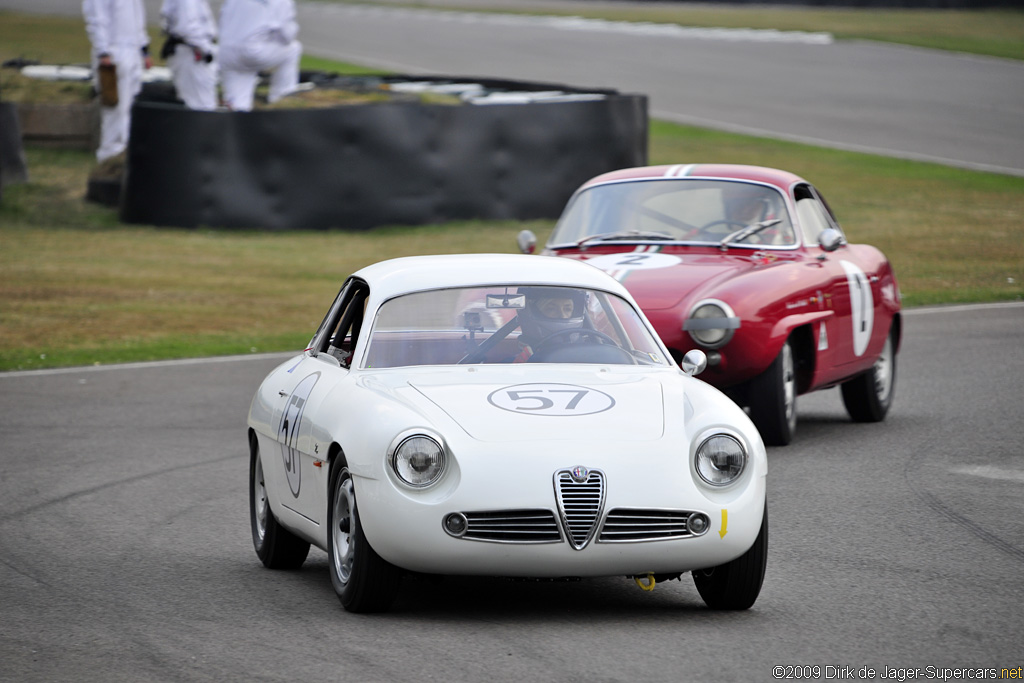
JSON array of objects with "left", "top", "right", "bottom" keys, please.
[
  {"left": 768, "top": 310, "right": 834, "bottom": 348},
  {"left": 767, "top": 310, "right": 835, "bottom": 391}
]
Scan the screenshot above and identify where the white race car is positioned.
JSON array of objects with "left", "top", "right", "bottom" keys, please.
[{"left": 247, "top": 254, "right": 768, "bottom": 612}]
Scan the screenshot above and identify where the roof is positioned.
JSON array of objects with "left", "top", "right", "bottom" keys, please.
[
  {"left": 352, "top": 253, "right": 633, "bottom": 300},
  {"left": 577, "top": 163, "right": 808, "bottom": 193}
]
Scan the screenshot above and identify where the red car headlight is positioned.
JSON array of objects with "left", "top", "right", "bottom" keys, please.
[{"left": 683, "top": 299, "right": 740, "bottom": 349}]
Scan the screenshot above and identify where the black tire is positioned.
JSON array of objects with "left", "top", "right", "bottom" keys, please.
[
  {"left": 327, "top": 460, "right": 402, "bottom": 613},
  {"left": 249, "top": 433, "right": 310, "bottom": 569},
  {"left": 693, "top": 505, "right": 768, "bottom": 610},
  {"left": 841, "top": 325, "right": 897, "bottom": 423},
  {"left": 747, "top": 340, "right": 797, "bottom": 446}
]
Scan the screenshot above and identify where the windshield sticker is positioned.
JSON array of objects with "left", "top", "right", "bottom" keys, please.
[
  {"left": 840, "top": 261, "right": 874, "bottom": 356},
  {"left": 279, "top": 372, "right": 320, "bottom": 497},
  {"left": 488, "top": 383, "right": 615, "bottom": 416}
]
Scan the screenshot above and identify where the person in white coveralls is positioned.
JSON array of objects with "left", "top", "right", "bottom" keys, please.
[
  {"left": 160, "top": 0, "right": 219, "bottom": 110},
  {"left": 218, "top": 0, "right": 302, "bottom": 111},
  {"left": 82, "top": 0, "right": 152, "bottom": 162}
]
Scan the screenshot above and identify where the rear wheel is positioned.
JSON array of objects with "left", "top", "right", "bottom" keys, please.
[
  {"left": 693, "top": 506, "right": 768, "bottom": 610},
  {"left": 327, "top": 460, "right": 402, "bottom": 613},
  {"left": 842, "top": 326, "right": 897, "bottom": 423},
  {"left": 249, "top": 433, "right": 310, "bottom": 569},
  {"left": 748, "top": 340, "right": 797, "bottom": 446}
]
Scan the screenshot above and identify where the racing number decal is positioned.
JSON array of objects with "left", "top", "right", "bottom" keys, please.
[
  {"left": 584, "top": 251, "right": 681, "bottom": 272},
  {"left": 506, "top": 389, "right": 586, "bottom": 411},
  {"left": 611, "top": 253, "right": 657, "bottom": 267},
  {"left": 279, "top": 372, "right": 320, "bottom": 497},
  {"left": 840, "top": 261, "right": 874, "bottom": 357},
  {"left": 488, "top": 383, "right": 615, "bottom": 416}
]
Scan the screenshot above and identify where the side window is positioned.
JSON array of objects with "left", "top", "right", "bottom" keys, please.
[
  {"left": 309, "top": 279, "right": 369, "bottom": 369},
  {"left": 326, "top": 285, "right": 369, "bottom": 368},
  {"left": 814, "top": 189, "right": 844, "bottom": 235},
  {"left": 794, "top": 184, "right": 834, "bottom": 246},
  {"left": 308, "top": 282, "right": 352, "bottom": 353}
]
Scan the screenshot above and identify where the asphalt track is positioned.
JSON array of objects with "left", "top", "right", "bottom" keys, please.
[
  {"left": 3, "top": 0, "right": 1023, "bottom": 175},
  {"left": 2, "top": 2, "right": 1023, "bottom": 680},
  {"left": 1, "top": 303, "right": 1023, "bottom": 682}
]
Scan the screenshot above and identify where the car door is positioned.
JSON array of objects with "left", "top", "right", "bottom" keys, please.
[
  {"left": 793, "top": 184, "right": 871, "bottom": 383},
  {"left": 817, "top": 187, "right": 886, "bottom": 373},
  {"left": 267, "top": 279, "right": 369, "bottom": 526},
  {"left": 268, "top": 357, "right": 329, "bottom": 525}
]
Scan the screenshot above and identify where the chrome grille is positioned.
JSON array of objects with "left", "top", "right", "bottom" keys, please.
[
  {"left": 554, "top": 468, "right": 606, "bottom": 550},
  {"left": 599, "top": 509, "right": 697, "bottom": 543},
  {"left": 461, "top": 509, "right": 562, "bottom": 543}
]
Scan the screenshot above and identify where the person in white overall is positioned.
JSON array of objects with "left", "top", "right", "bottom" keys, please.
[
  {"left": 83, "top": 0, "right": 151, "bottom": 162},
  {"left": 160, "top": 0, "right": 219, "bottom": 110},
  {"left": 218, "top": 0, "right": 302, "bottom": 111}
]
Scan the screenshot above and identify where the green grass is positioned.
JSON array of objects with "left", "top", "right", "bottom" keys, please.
[
  {"left": 300, "top": 54, "right": 388, "bottom": 76},
  {"left": 1, "top": 11, "right": 1022, "bottom": 371},
  {"left": 0, "top": 207, "right": 548, "bottom": 371},
  {"left": 321, "top": 0, "right": 1024, "bottom": 61},
  {"left": 0, "top": 12, "right": 96, "bottom": 66}
]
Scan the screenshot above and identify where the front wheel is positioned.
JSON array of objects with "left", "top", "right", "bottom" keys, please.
[
  {"left": 249, "top": 433, "right": 310, "bottom": 569},
  {"left": 747, "top": 340, "right": 797, "bottom": 446},
  {"left": 692, "top": 505, "right": 768, "bottom": 610},
  {"left": 841, "top": 325, "right": 897, "bottom": 423},
  {"left": 327, "top": 461, "right": 402, "bottom": 613}
]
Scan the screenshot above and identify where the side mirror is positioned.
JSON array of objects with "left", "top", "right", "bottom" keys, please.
[
  {"left": 681, "top": 349, "right": 707, "bottom": 377},
  {"left": 517, "top": 229, "right": 537, "bottom": 255},
  {"left": 818, "top": 228, "right": 844, "bottom": 252}
]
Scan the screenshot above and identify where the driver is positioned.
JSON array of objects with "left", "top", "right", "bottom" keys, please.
[
  {"left": 723, "top": 183, "right": 771, "bottom": 226},
  {"left": 718, "top": 183, "right": 795, "bottom": 245},
  {"left": 513, "top": 287, "right": 588, "bottom": 362}
]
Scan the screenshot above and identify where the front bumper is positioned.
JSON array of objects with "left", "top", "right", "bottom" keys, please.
[{"left": 356, "top": 461, "right": 766, "bottom": 578}]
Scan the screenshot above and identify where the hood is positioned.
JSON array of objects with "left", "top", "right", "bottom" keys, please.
[
  {"left": 404, "top": 370, "right": 668, "bottom": 443},
  {"left": 566, "top": 249, "right": 757, "bottom": 310}
]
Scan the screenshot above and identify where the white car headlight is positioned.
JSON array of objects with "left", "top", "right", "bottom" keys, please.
[
  {"left": 683, "top": 299, "right": 740, "bottom": 349},
  {"left": 391, "top": 434, "right": 445, "bottom": 488},
  {"left": 695, "top": 434, "right": 746, "bottom": 486}
]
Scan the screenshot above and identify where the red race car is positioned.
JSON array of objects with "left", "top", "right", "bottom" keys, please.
[{"left": 518, "top": 164, "right": 901, "bottom": 446}]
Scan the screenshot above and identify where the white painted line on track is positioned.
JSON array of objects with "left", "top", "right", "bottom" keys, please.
[
  {"left": 0, "top": 352, "right": 295, "bottom": 379},
  {"left": 951, "top": 465, "right": 1024, "bottom": 484},
  {"left": 652, "top": 110, "right": 1024, "bottom": 179},
  {"left": 902, "top": 301, "right": 1024, "bottom": 315},
  {"left": 307, "top": 4, "right": 834, "bottom": 45}
]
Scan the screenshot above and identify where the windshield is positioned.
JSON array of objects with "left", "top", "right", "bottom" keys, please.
[
  {"left": 550, "top": 179, "right": 797, "bottom": 248},
  {"left": 363, "top": 285, "right": 669, "bottom": 369}
]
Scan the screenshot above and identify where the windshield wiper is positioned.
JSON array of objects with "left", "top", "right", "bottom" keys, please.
[
  {"left": 576, "top": 230, "right": 675, "bottom": 249},
  {"left": 718, "top": 219, "right": 782, "bottom": 251}
]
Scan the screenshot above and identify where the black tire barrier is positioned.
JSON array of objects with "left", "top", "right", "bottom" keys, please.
[
  {"left": 120, "top": 75, "right": 647, "bottom": 231},
  {"left": 86, "top": 177, "right": 122, "bottom": 207},
  {"left": 0, "top": 102, "right": 29, "bottom": 194}
]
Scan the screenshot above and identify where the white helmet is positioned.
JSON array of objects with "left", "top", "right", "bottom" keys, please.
[{"left": 515, "top": 286, "right": 588, "bottom": 344}]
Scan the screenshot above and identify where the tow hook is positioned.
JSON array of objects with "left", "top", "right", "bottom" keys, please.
[{"left": 633, "top": 572, "right": 657, "bottom": 592}]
